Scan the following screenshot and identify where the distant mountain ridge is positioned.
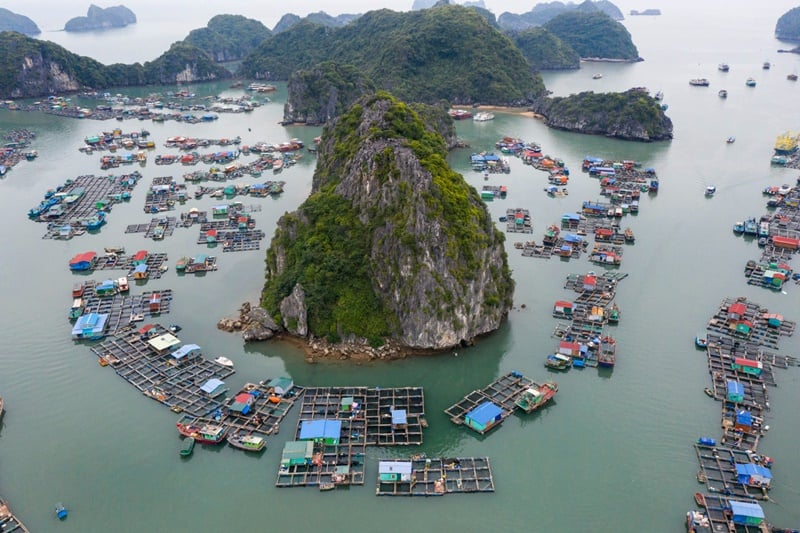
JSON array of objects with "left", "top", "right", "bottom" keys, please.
[
  {"left": 184, "top": 15, "right": 271, "bottom": 62},
  {"left": 272, "top": 11, "right": 360, "bottom": 34},
  {"left": 498, "top": 0, "right": 623, "bottom": 31},
  {"left": 64, "top": 4, "right": 136, "bottom": 32},
  {"left": 0, "top": 8, "right": 40, "bottom": 35},
  {"left": 776, "top": 6, "right": 800, "bottom": 42}
]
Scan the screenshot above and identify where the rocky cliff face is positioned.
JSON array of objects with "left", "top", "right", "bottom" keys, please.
[
  {"left": 283, "top": 62, "right": 376, "bottom": 125},
  {"left": 12, "top": 54, "right": 82, "bottom": 97},
  {"left": 262, "top": 92, "right": 513, "bottom": 350}
]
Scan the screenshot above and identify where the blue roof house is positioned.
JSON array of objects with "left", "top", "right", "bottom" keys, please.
[
  {"left": 71, "top": 312, "right": 109, "bottom": 340},
  {"left": 729, "top": 501, "right": 765, "bottom": 526},
  {"left": 171, "top": 344, "right": 201, "bottom": 362},
  {"left": 199, "top": 378, "right": 227, "bottom": 398},
  {"left": 735, "top": 463, "right": 772, "bottom": 488},
  {"left": 390, "top": 409, "right": 408, "bottom": 430},
  {"left": 464, "top": 401, "right": 503, "bottom": 434},
  {"left": 727, "top": 380, "right": 745, "bottom": 403},
  {"left": 299, "top": 419, "right": 342, "bottom": 445}
]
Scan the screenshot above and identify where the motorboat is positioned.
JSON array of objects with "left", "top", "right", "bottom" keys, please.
[
  {"left": 704, "top": 186, "right": 716, "bottom": 197},
  {"left": 214, "top": 356, "right": 234, "bottom": 368}
]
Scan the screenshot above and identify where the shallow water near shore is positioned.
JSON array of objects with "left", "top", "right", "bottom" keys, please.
[{"left": 2, "top": 2, "right": 800, "bottom": 531}]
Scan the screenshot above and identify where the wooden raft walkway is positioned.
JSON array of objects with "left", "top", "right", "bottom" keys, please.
[
  {"left": 89, "top": 252, "right": 169, "bottom": 280},
  {"left": 276, "top": 440, "right": 367, "bottom": 489},
  {"left": 125, "top": 216, "right": 178, "bottom": 239},
  {"left": 694, "top": 444, "right": 769, "bottom": 500},
  {"left": 505, "top": 208, "right": 533, "bottom": 233},
  {"left": 444, "top": 371, "right": 534, "bottom": 428},
  {"left": 706, "top": 297, "right": 795, "bottom": 351},
  {"left": 0, "top": 498, "right": 30, "bottom": 533},
  {"left": 694, "top": 493, "right": 772, "bottom": 533},
  {"left": 298, "top": 386, "right": 426, "bottom": 446},
  {"left": 90, "top": 324, "right": 235, "bottom": 417},
  {"left": 375, "top": 457, "right": 494, "bottom": 497},
  {"left": 78, "top": 283, "right": 172, "bottom": 334}
]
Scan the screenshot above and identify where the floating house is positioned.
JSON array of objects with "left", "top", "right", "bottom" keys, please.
[
  {"left": 558, "top": 341, "right": 582, "bottom": 357},
  {"left": 132, "top": 263, "right": 148, "bottom": 280},
  {"left": 583, "top": 274, "right": 597, "bottom": 291},
  {"left": 69, "top": 251, "right": 96, "bottom": 271},
  {"left": 341, "top": 397, "right": 356, "bottom": 412},
  {"left": 170, "top": 344, "right": 200, "bottom": 363},
  {"left": 299, "top": 419, "right": 342, "bottom": 446},
  {"left": 762, "top": 313, "right": 783, "bottom": 328},
  {"left": 726, "top": 380, "right": 745, "bottom": 403},
  {"left": 131, "top": 250, "right": 148, "bottom": 266},
  {"left": 281, "top": 440, "right": 314, "bottom": 467},
  {"left": 728, "top": 501, "right": 765, "bottom": 526},
  {"left": 734, "top": 410, "right": 753, "bottom": 433},
  {"left": 267, "top": 376, "right": 294, "bottom": 397},
  {"left": 200, "top": 378, "right": 227, "bottom": 398},
  {"left": 553, "top": 300, "right": 573, "bottom": 318},
  {"left": 771, "top": 235, "right": 800, "bottom": 250},
  {"left": 147, "top": 333, "right": 181, "bottom": 355},
  {"left": 378, "top": 461, "right": 413, "bottom": 482},
  {"left": 95, "top": 279, "right": 116, "bottom": 297},
  {"left": 71, "top": 312, "right": 109, "bottom": 340},
  {"left": 391, "top": 409, "right": 408, "bottom": 431},
  {"left": 727, "top": 302, "right": 747, "bottom": 321},
  {"left": 735, "top": 463, "right": 772, "bottom": 488},
  {"left": 464, "top": 401, "right": 503, "bottom": 434},
  {"left": 230, "top": 392, "right": 255, "bottom": 415},
  {"left": 212, "top": 204, "right": 228, "bottom": 217},
  {"left": 732, "top": 357, "right": 762, "bottom": 376}
]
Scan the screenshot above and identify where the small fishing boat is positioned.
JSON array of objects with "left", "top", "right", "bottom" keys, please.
[
  {"left": 0, "top": 396, "right": 3, "bottom": 419},
  {"left": 704, "top": 387, "right": 714, "bottom": 398},
  {"left": 180, "top": 436, "right": 195, "bottom": 456},
  {"left": 72, "top": 282, "right": 85, "bottom": 298},
  {"left": 55, "top": 503, "right": 68, "bottom": 520},
  {"left": 732, "top": 221, "right": 745, "bottom": 234},
  {"left": 718, "top": 89, "right": 727, "bottom": 98},
  {"left": 514, "top": 382, "right": 558, "bottom": 413},
  {"left": 592, "top": 73, "right": 602, "bottom": 79},
  {"left": 319, "top": 482, "right": 336, "bottom": 491},
  {"left": 686, "top": 510, "right": 711, "bottom": 533},
  {"left": 214, "top": 356, "right": 234, "bottom": 368},
  {"left": 788, "top": 73, "right": 798, "bottom": 81},
  {"left": 718, "top": 63, "right": 729, "bottom": 72},
  {"left": 168, "top": 324, "right": 182, "bottom": 333},
  {"left": 227, "top": 433, "right": 266, "bottom": 452},
  {"left": 746, "top": 77, "right": 756, "bottom": 87},
  {"left": 694, "top": 492, "right": 705, "bottom": 507},
  {"left": 704, "top": 186, "right": 716, "bottom": 197},
  {"left": 695, "top": 335, "right": 708, "bottom": 349},
  {"left": 176, "top": 420, "right": 227, "bottom": 445},
  {"left": 726, "top": 136, "right": 735, "bottom": 144},
  {"left": 117, "top": 276, "right": 129, "bottom": 293},
  {"left": 762, "top": 61, "right": 771, "bottom": 70},
  {"left": 544, "top": 354, "right": 571, "bottom": 370},
  {"left": 175, "top": 256, "right": 190, "bottom": 272},
  {"left": 104, "top": 246, "right": 125, "bottom": 255},
  {"left": 607, "top": 303, "right": 620, "bottom": 323}
]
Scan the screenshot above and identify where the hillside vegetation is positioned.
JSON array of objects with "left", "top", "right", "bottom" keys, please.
[
  {"left": 241, "top": 5, "right": 545, "bottom": 105},
  {"left": 509, "top": 27, "right": 580, "bottom": 70},
  {"left": 184, "top": 15, "right": 271, "bottom": 62},
  {"left": 543, "top": 10, "right": 639, "bottom": 60}
]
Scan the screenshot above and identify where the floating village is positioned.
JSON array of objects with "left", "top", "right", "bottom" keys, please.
[{"left": 1, "top": 89, "right": 800, "bottom": 531}]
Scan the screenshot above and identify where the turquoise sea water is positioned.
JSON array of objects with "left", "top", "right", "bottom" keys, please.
[{"left": 1, "top": 3, "right": 800, "bottom": 531}]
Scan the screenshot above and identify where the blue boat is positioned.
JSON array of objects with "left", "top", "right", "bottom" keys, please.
[
  {"left": 732, "top": 221, "right": 745, "bottom": 234},
  {"left": 86, "top": 212, "right": 106, "bottom": 231},
  {"left": 743, "top": 217, "right": 758, "bottom": 235},
  {"left": 55, "top": 503, "right": 68, "bottom": 520}
]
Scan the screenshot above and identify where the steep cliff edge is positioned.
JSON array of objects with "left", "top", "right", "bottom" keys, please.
[{"left": 261, "top": 92, "right": 514, "bottom": 351}]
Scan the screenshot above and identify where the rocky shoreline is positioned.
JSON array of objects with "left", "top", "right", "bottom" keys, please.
[{"left": 217, "top": 302, "right": 429, "bottom": 362}]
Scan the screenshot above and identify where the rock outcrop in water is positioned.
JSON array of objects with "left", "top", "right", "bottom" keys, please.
[
  {"left": 64, "top": 5, "right": 136, "bottom": 32},
  {"left": 531, "top": 88, "right": 673, "bottom": 141},
  {"left": 283, "top": 62, "right": 376, "bottom": 125},
  {"left": 776, "top": 6, "right": 800, "bottom": 42},
  {"left": 261, "top": 92, "right": 514, "bottom": 351},
  {"left": 0, "top": 8, "right": 40, "bottom": 35}
]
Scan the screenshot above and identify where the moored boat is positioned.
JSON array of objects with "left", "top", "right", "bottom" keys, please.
[
  {"left": 598, "top": 337, "right": 616, "bottom": 367},
  {"left": 732, "top": 221, "right": 744, "bottom": 234},
  {"left": 695, "top": 335, "right": 708, "bottom": 349},
  {"left": 180, "top": 437, "right": 195, "bottom": 456},
  {"left": 473, "top": 111, "right": 495, "bottom": 122},
  {"left": 607, "top": 303, "right": 620, "bottom": 323},
  {"left": 686, "top": 510, "right": 711, "bottom": 533},
  {"left": 703, "top": 387, "right": 714, "bottom": 398},
  {"left": 117, "top": 276, "right": 129, "bottom": 293},
  {"left": 774, "top": 132, "right": 799, "bottom": 155},
  {"left": 72, "top": 282, "right": 85, "bottom": 298},
  {"left": 448, "top": 109, "right": 473, "bottom": 120},
  {"left": 214, "top": 356, "right": 234, "bottom": 368},
  {"left": 689, "top": 78, "right": 710, "bottom": 86},
  {"left": 514, "top": 382, "right": 558, "bottom": 413},
  {"left": 0, "top": 396, "right": 3, "bottom": 419},
  {"left": 544, "top": 353, "right": 571, "bottom": 370},
  {"left": 69, "top": 298, "right": 84, "bottom": 320},
  {"left": 175, "top": 256, "right": 190, "bottom": 272},
  {"left": 176, "top": 420, "right": 227, "bottom": 445},
  {"left": 227, "top": 433, "right": 266, "bottom": 452},
  {"left": 694, "top": 492, "right": 705, "bottom": 506}
]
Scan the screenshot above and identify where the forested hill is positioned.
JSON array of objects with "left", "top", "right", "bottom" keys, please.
[
  {"left": 543, "top": 10, "right": 640, "bottom": 60},
  {"left": 240, "top": 5, "right": 545, "bottom": 105}
]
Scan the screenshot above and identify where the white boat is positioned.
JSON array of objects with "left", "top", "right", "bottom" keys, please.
[
  {"left": 592, "top": 73, "right": 602, "bottom": 79},
  {"left": 705, "top": 186, "right": 716, "bottom": 196},
  {"left": 473, "top": 112, "right": 495, "bottom": 122},
  {"left": 214, "top": 356, "right": 234, "bottom": 368}
]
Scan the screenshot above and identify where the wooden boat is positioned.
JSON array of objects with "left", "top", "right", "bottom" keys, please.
[
  {"left": 607, "top": 303, "right": 620, "bottom": 324},
  {"left": 544, "top": 354, "right": 571, "bottom": 370},
  {"left": 214, "top": 356, "right": 234, "bottom": 368},
  {"left": 514, "top": 382, "right": 558, "bottom": 413},
  {"left": 623, "top": 228, "right": 635, "bottom": 244},
  {"left": 227, "top": 433, "right": 266, "bottom": 452},
  {"left": 175, "top": 256, "right": 190, "bottom": 272},
  {"left": 176, "top": 420, "right": 227, "bottom": 445},
  {"left": 694, "top": 492, "right": 705, "bottom": 506},
  {"left": 598, "top": 337, "right": 616, "bottom": 368},
  {"left": 72, "top": 282, "right": 85, "bottom": 298},
  {"left": 686, "top": 510, "right": 711, "bottom": 532},
  {"left": 703, "top": 387, "right": 714, "bottom": 398},
  {"left": 69, "top": 298, "right": 84, "bottom": 320},
  {"left": 319, "top": 482, "right": 336, "bottom": 491},
  {"left": 180, "top": 437, "right": 195, "bottom": 456}
]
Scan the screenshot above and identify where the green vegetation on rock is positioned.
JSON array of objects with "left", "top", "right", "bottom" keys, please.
[
  {"left": 263, "top": 92, "right": 513, "bottom": 349},
  {"left": 498, "top": 0, "right": 623, "bottom": 31},
  {"left": 283, "top": 62, "right": 376, "bottom": 124},
  {"left": 776, "top": 6, "right": 800, "bottom": 41},
  {"left": 509, "top": 27, "right": 580, "bottom": 70},
  {"left": 531, "top": 88, "right": 672, "bottom": 141},
  {"left": 184, "top": 15, "right": 271, "bottom": 62},
  {"left": 543, "top": 10, "right": 639, "bottom": 60},
  {"left": 241, "top": 5, "right": 545, "bottom": 105},
  {"left": 64, "top": 4, "right": 136, "bottom": 32}
]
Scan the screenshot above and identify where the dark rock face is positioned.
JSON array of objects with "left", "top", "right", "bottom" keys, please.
[
  {"left": 262, "top": 92, "right": 514, "bottom": 350},
  {"left": 0, "top": 8, "right": 40, "bottom": 35},
  {"left": 65, "top": 4, "right": 136, "bottom": 32},
  {"left": 776, "top": 6, "right": 800, "bottom": 42},
  {"left": 283, "top": 62, "right": 376, "bottom": 125}
]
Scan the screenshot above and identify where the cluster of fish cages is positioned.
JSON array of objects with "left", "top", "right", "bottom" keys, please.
[
  {"left": 125, "top": 216, "right": 178, "bottom": 240},
  {"left": 90, "top": 324, "right": 235, "bottom": 417},
  {"left": 143, "top": 176, "right": 188, "bottom": 213},
  {"left": 689, "top": 296, "right": 798, "bottom": 531},
  {"left": 91, "top": 252, "right": 169, "bottom": 280},
  {"left": 76, "top": 283, "right": 173, "bottom": 334},
  {"left": 375, "top": 456, "right": 495, "bottom": 497},
  {"left": 0, "top": 498, "right": 29, "bottom": 533},
  {"left": 504, "top": 208, "right": 533, "bottom": 233}
]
